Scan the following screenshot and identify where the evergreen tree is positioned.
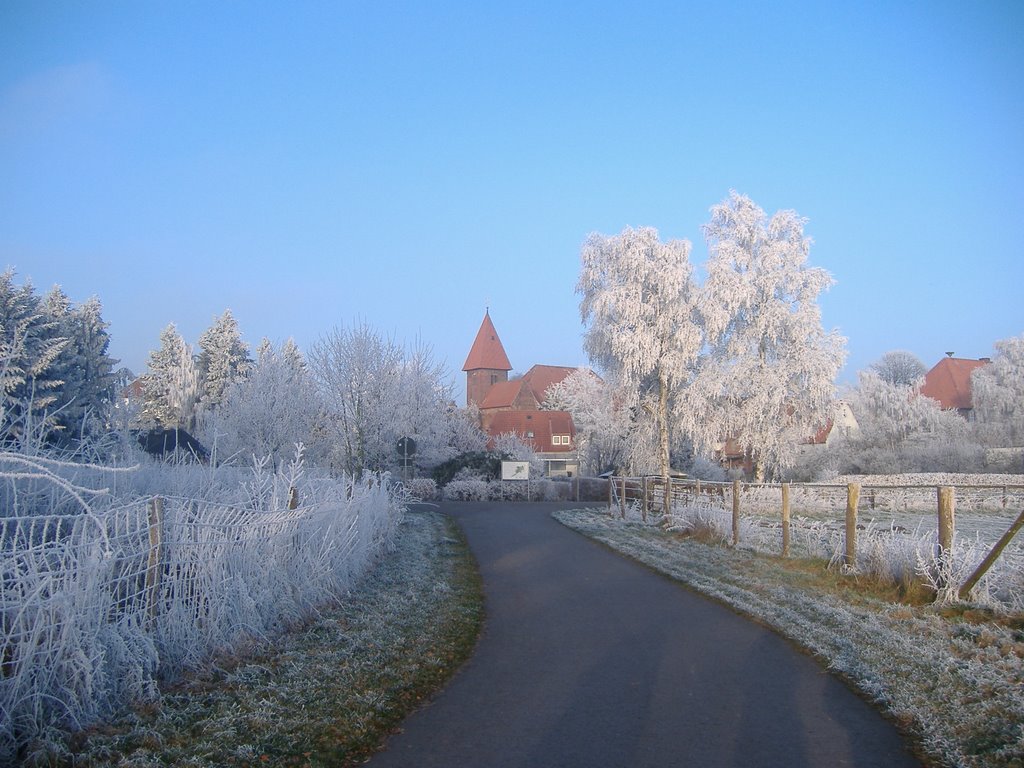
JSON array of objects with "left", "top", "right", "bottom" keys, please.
[
  {"left": 196, "top": 309, "right": 251, "bottom": 410},
  {"left": 0, "top": 271, "right": 69, "bottom": 440},
  {"left": 42, "top": 288, "right": 117, "bottom": 439},
  {"left": 141, "top": 324, "right": 199, "bottom": 430}
]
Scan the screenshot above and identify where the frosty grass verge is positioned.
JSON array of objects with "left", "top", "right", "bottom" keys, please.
[
  {"left": 55, "top": 508, "right": 480, "bottom": 767},
  {"left": 553, "top": 507, "right": 1024, "bottom": 768}
]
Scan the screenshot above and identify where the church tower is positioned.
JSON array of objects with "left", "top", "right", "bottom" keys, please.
[{"left": 462, "top": 310, "right": 512, "bottom": 407}]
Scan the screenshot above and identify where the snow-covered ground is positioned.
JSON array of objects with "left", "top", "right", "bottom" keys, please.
[{"left": 554, "top": 508, "right": 1024, "bottom": 768}]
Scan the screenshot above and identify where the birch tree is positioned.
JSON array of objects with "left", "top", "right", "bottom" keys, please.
[
  {"left": 699, "top": 192, "right": 845, "bottom": 480},
  {"left": 577, "top": 226, "right": 702, "bottom": 477}
]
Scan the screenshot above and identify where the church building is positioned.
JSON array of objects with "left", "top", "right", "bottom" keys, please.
[{"left": 462, "top": 311, "right": 580, "bottom": 477}]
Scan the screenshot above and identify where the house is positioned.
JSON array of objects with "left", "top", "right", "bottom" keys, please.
[
  {"left": 919, "top": 354, "right": 990, "bottom": 417},
  {"left": 462, "top": 311, "right": 581, "bottom": 477}
]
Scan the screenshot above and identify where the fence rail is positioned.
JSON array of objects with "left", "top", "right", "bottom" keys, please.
[{"left": 608, "top": 476, "right": 1024, "bottom": 604}]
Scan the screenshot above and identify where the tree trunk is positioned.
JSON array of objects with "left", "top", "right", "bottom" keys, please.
[{"left": 658, "top": 369, "right": 670, "bottom": 478}]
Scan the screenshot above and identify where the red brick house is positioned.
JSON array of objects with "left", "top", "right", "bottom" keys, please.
[{"left": 462, "top": 311, "right": 580, "bottom": 477}]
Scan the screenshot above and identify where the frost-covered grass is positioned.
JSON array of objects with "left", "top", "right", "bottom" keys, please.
[
  {"left": 554, "top": 508, "right": 1024, "bottom": 768},
  {"left": 40, "top": 508, "right": 483, "bottom": 767}
]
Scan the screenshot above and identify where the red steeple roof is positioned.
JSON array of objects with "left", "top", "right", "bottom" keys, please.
[{"left": 463, "top": 311, "right": 512, "bottom": 372}]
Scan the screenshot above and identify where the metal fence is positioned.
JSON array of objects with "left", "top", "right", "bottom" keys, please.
[{"left": 0, "top": 478, "right": 400, "bottom": 759}]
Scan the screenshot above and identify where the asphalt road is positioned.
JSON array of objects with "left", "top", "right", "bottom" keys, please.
[{"left": 367, "top": 501, "right": 922, "bottom": 768}]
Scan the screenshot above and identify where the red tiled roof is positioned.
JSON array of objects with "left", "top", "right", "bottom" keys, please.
[
  {"left": 479, "top": 380, "right": 529, "bottom": 410},
  {"left": 483, "top": 410, "right": 576, "bottom": 453},
  {"left": 521, "top": 364, "right": 579, "bottom": 404},
  {"left": 919, "top": 357, "right": 989, "bottom": 410}
]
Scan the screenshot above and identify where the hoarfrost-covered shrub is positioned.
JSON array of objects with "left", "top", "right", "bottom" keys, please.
[
  {"left": 537, "top": 479, "right": 573, "bottom": 501},
  {"left": 442, "top": 479, "right": 489, "bottom": 501},
  {"left": 405, "top": 477, "right": 438, "bottom": 501}
]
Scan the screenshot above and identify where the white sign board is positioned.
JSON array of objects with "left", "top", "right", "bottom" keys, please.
[{"left": 501, "top": 461, "right": 530, "bottom": 481}]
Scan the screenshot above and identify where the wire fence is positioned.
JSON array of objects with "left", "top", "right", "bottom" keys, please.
[
  {"left": 0, "top": 476, "right": 402, "bottom": 761},
  {"left": 608, "top": 476, "right": 1024, "bottom": 609}
]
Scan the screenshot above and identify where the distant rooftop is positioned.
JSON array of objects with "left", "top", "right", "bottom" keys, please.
[{"left": 919, "top": 356, "right": 989, "bottom": 410}]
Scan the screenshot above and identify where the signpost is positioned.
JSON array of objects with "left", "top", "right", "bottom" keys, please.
[
  {"left": 397, "top": 437, "right": 417, "bottom": 481},
  {"left": 501, "top": 460, "right": 531, "bottom": 500}
]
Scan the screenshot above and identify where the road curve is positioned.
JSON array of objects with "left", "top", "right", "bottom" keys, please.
[{"left": 367, "top": 501, "right": 921, "bottom": 768}]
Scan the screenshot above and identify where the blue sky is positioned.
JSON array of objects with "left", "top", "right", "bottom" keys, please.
[{"left": 2, "top": 1, "right": 1022, "bottom": 388}]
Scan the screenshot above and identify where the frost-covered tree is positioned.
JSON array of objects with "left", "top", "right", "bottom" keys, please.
[
  {"left": 196, "top": 309, "right": 251, "bottom": 410},
  {"left": 43, "top": 290, "right": 117, "bottom": 440},
  {"left": 698, "top": 192, "right": 846, "bottom": 480},
  {"left": 577, "top": 226, "right": 702, "bottom": 477},
  {"left": 971, "top": 334, "right": 1024, "bottom": 447},
  {"left": 140, "top": 324, "right": 199, "bottom": 431},
  {"left": 204, "top": 338, "right": 319, "bottom": 467},
  {"left": 392, "top": 338, "right": 458, "bottom": 471},
  {"left": 308, "top": 323, "right": 403, "bottom": 476},
  {"left": 0, "top": 271, "right": 69, "bottom": 441},
  {"left": 871, "top": 350, "right": 927, "bottom": 387},
  {"left": 544, "top": 367, "right": 629, "bottom": 474},
  {"left": 834, "top": 369, "right": 975, "bottom": 473}
]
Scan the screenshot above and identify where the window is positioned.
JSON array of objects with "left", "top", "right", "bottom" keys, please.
[{"left": 526, "top": 431, "right": 534, "bottom": 438}]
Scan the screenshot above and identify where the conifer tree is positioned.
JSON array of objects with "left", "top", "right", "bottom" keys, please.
[
  {"left": 42, "top": 289, "right": 117, "bottom": 439},
  {"left": 0, "top": 271, "right": 69, "bottom": 439},
  {"left": 196, "top": 309, "right": 250, "bottom": 410},
  {"left": 141, "top": 324, "right": 199, "bottom": 430}
]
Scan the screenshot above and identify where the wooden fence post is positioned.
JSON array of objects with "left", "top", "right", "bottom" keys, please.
[
  {"left": 288, "top": 486, "right": 299, "bottom": 510},
  {"left": 732, "top": 479, "right": 741, "bottom": 546},
  {"left": 937, "top": 486, "right": 956, "bottom": 588},
  {"left": 620, "top": 476, "right": 627, "bottom": 519},
  {"left": 146, "top": 497, "right": 164, "bottom": 623},
  {"left": 608, "top": 476, "right": 614, "bottom": 515},
  {"left": 664, "top": 474, "right": 672, "bottom": 522},
  {"left": 845, "top": 483, "right": 860, "bottom": 569},
  {"left": 642, "top": 476, "right": 649, "bottom": 523},
  {"left": 781, "top": 482, "right": 791, "bottom": 558}
]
